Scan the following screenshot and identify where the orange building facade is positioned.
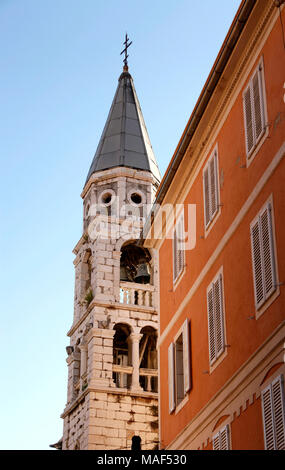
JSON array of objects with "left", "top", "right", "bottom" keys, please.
[{"left": 144, "top": 0, "right": 285, "bottom": 450}]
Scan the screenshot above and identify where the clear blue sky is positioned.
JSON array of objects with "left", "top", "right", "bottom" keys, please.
[{"left": 0, "top": 0, "right": 240, "bottom": 450}]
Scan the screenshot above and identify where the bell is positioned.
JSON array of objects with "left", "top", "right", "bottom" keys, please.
[
  {"left": 120, "top": 265, "right": 129, "bottom": 281},
  {"left": 134, "top": 263, "right": 150, "bottom": 284}
]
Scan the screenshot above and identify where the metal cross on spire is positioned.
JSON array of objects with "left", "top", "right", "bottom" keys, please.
[{"left": 120, "top": 33, "right": 132, "bottom": 69}]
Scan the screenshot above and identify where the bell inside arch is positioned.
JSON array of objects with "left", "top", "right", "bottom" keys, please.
[{"left": 134, "top": 263, "right": 150, "bottom": 284}]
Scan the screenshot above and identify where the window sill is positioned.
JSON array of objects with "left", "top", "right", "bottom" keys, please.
[
  {"left": 204, "top": 206, "right": 222, "bottom": 240},
  {"left": 173, "top": 266, "right": 186, "bottom": 291},
  {"left": 255, "top": 286, "right": 280, "bottom": 320},
  {"left": 246, "top": 126, "right": 269, "bottom": 168},
  {"left": 209, "top": 348, "right": 228, "bottom": 374},
  {"left": 174, "top": 394, "right": 189, "bottom": 415}
]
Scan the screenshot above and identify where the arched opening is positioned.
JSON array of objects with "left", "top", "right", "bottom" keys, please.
[
  {"left": 139, "top": 326, "right": 158, "bottom": 392},
  {"left": 112, "top": 323, "right": 132, "bottom": 389},
  {"left": 120, "top": 242, "right": 151, "bottom": 284}
]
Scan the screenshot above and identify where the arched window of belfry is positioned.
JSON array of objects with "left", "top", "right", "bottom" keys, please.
[
  {"left": 139, "top": 326, "right": 158, "bottom": 392},
  {"left": 120, "top": 242, "right": 152, "bottom": 285},
  {"left": 112, "top": 323, "right": 132, "bottom": 389}
]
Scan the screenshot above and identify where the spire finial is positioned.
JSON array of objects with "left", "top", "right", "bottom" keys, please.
[{"left": 120, "top": 33, "right": 132, "bottom": 71}]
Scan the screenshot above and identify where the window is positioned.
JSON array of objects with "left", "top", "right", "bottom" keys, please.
[
  {"left": 168, "top": 319, "right": 191, "bottom": 413},
  {"left": 173, "top": 212, "right": 185, "bottom": 283},
  {"left": 261, "top": 375, "right": 285, "bottom": 450},
  {"left": 203, "top": 148, "right": 219, "bottom": 229},
  {"left": 207, "top": 271, "right": 226, "bottom": 366},
  {"left": 212, "top": 425, "right": 230, "bottom": 450},
  {"left": 250, "top": 201, "right": 276, "bottom": 310},
  {"left": 243, "top": 60, "right": 266, "bottom": 158}
]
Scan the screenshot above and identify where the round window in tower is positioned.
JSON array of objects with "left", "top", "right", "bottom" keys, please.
[
  {"left": 130, "top": 193, "right": 142, "bottom": 205},
  {"left": 99, "top": 190, "right": 116, "bottom": 207}
]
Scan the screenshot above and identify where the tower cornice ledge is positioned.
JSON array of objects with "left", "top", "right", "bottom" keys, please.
[
  {"left": 67, "top": 299, "right": 157, "bottom": 337},
  {"left": 61, "top": 386, "right": 158, "bottom": 419},
  {"left": 81, "top": 167, "right": 158, "bottom": 199}
]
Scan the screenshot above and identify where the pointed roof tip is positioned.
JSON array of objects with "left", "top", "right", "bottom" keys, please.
[{"left": 85, "top": 67, "right": 161, "bottom": 186}]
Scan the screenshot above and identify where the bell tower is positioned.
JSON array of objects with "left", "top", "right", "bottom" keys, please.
[{"left": 60, "top": 47, "right": 161, "bottom": 450}]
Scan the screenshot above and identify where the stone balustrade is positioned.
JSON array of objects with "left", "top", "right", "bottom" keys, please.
[
  {"left": 112, "top": 364, "right": 158, "bottom": 393},
  {"left": 119, "top": 281, "right": 155, "bottom": 308}
]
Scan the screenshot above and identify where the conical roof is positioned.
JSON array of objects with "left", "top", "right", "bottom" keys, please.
[{"left": 85, "top": 68, "right": 161, "bottom": 184}]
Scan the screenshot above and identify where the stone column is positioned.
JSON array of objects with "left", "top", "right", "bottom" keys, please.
[
  {"left": 80, "top": 343, "right": 88, "bottom": 377},
  {"left": 129, "top": 333, "right": 143, "bottom": 392}
]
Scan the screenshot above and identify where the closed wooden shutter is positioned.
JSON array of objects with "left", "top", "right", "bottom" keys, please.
[
  {"left": 203, "top": 167, "right": 211, "bottom": 227},
  {"left": 272, "top": 375, "right": 285, "bottom": 450},
  {"left": 262, "top": 384, "right": 275, "bottom": 449},
  {"left": 173, "top": 214, "right": 185, "bottom": 282},
  {"left": 251, "top": 202, "right": 276, "bottom": 310},
  {"left": 182, "top": 319, "right": 191, "bottom": 394},
  {"left": 260, "top": 204, "right": 275, "bottom": 300},
  {"left": 219, "top": 425, "right": 230, "bottom": 450},
  {"left": 207, "top": 286, "right": 216, "bottom": 365},
  {"left": 209, "top": 152, "right": 218, "bottom": 218},
  {"left": 243, "top": 85, "right": 254, "bottom": 155},
  {"left": 173, "top": 229, "right": 178, "bottom": 281},
  {"left": 213, "top": 425, "right": 230, "bottom": 450},
  {"left": 212, "top": 432, "right": 220, "bottom": 450},
  {"left": 203, "top": 151, "right": 219, "bottom": 228},
  {"left": 213, "top": 275, "right": 225, "bottom": 358},
  {"left": 262, "top": 375, "right": 285, "bottom": 450},
  {"left": 207, "top": 273, "right": 225, "bottom": 365},
  {"left": 252, "top": 68, "right": 264, "bottom": 144},
  {"left": 251, "top": 219, "right": 265, "bottom": 308},
  {"left": 243, "top": 63, "right": 265, "bottom": 157},
  {"left": 168, "top": 343, "right": 175, "bottom": 413}
]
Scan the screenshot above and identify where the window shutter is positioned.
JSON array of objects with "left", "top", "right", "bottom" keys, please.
[
  {"left": 207, "top": 286, "right": 216, "bottom": 365},
  {"left": 251, "top": 219, "right": 265, "bottom": 308},
  {"left": 243, "top": 85, "right": 254, "bottom": 155},
  {"left": 243, "top": 62, "right": 266, "bottom": 157},
  {"left": 262, "top": 384, "right": 275, "bottom": 450},
  {"left": 212, "top": 432, "right": 220, "bottom": 450},
  {"left": 213, "top": 425, "right": 230, "bottom": 450},
  {"left": 173, "top": 214, "right": 185, "bottom": 282},
  {"left": 182, "top": 319, "right": 191, "bottom": 394},
  {"left": 272, "top": 375, "right": 285, "bottom": 450},
  {"left": 260, "top": 205, "right": 275, "bottom": 300},
  {"left": 203, "top": 167, "right": 211, "bottom": 227},
  {"left": 207, "top": 273, "right": 225, "bottom": 365},
  {"left": 252, "top": 68, "right": 264, "bottom": 144},
  {"left": 168, "top": 343, "right": 175, "bottom": 413},
  {"left": 209, "top": 152, "right": 218, "bottom": 218},
  {"left": 177, "top": 215, "right": 185, "bottom": 275},
  {"left": 251, "top": 202, "right": 276, "bottom": 310},
  {"left": 213, "top": 275, "right": 225, "bottom": 358},
  {"left": 262, "top": 375, "right": 285, "bottom": 450},
  {"left": 219, "top": 425, "right": 230, "bottom": 450},
  {"left": 173, "top": 229, "right": 178, "bottom": 281}
]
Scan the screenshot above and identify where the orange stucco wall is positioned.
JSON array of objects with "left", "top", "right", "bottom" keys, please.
[{"left": 158, "top": 7, "right": 285, "bottom": 449}]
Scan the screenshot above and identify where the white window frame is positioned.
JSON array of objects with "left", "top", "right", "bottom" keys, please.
[
  {"left": 168, "top": 318, "right": 191, "bottom": 414},
  {"left": 212, "top": 424, "right": 231, "bottom": 450},
  {"left": 250, "top": 197, "right": 278, "bottom": 314},
  {"left": 203, "top": 145, "right": 220, "bottom": 231},
  {"left": 261, "top": 374, "right": 285, "bottom": 450},
  {"left": 243, "top": 57, "right": 267, "bottom": 161},
  {"left": 173, "top": 211, "right": 185, "bottom": 284},
  {"left": 206, "top": 268, "right": 226, "bottom": 367}
]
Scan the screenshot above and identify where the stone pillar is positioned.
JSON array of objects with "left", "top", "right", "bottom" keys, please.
[
  {"left": 80, "top": 343, "right": 88, "bottom": 377},
  {"left": 66, "top": 351, "right": 81, "bottom": 404},
  {"left": 129, "top": 333, "right": 143, "bottom": 392}
]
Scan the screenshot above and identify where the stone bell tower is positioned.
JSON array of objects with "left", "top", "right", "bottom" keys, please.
[{"left": 60, "top": 47, "right": 161, "bottom": 450}]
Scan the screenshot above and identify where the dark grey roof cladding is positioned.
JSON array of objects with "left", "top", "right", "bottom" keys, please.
[{"left": 85, "top": 70, "right": 161, "bottom": 184}]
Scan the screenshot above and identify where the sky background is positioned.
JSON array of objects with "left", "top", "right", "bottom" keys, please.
[{"left": 0, "top": 0, "right": 240, "bottom": 450}]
